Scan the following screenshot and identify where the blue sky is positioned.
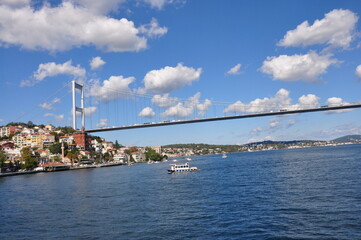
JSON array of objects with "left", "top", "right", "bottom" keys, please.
[{"left": 1, "top": 0, "right": 361, "bottom": 146}]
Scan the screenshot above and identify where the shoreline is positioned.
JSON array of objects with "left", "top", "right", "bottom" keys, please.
[{"left": 0, "top": 162, "right": 125, "bottom": 178}]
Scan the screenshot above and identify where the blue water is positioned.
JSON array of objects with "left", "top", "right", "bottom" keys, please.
[{"left": 1, "top": 144, "right": 361, "bottom": 239}]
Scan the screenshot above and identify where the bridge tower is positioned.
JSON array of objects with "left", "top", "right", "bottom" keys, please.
[{"left": 72, "top": 80, "right": 85, "bottom": 131}]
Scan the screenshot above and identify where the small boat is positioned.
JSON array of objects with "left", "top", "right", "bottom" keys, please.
[
  {"left": 222, "top": 153, "right": 227, "bottom": 158},
  {"left": 172, "top": 159, "right": 178, "bottom": 162},
  {"left": 168, "top": 162, "right": 198, "bottom": 174},
  {"left": 186, "top": 157, "right": 192, "bottom": 161}
]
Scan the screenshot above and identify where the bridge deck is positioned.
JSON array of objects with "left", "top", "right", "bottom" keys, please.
[{"left": 85, "top": 104, "right": 361, "bottom": 133}]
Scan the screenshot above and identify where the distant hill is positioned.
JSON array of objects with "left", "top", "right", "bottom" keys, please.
[
  {"left": 332, "top": 135, "right": 361, "bottom": 143},
  {"left": 244, "top": 140, "right": 322, "bottom": 146}
]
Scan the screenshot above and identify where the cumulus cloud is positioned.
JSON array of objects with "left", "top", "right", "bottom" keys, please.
[
  {"left": 139, "top": 18, "right": 168, "bottom": 38},
  {"left": 160, "top": 92, "right": 212, "bottom": 118},
  {"left": 224, "top": 88, "right": 291, "bottom": 113},
  {"left": 90, "top": 56, "right": 106, "bottom": 70},
  {"left": 325, "top": 97, "right": 350, "bottom": 114},
  {"left": 96, "top": 118, "right": 108, "bottom": 127},
  {"left": 152, "top": 94, "right": 179, "bottom": 108},
  {"left": 260, "top": 51, "right": 339, "bottom": 82},
  {"left": 0, "top": 2, "right": 152, "bottom": 52},
  {"left": 356, "top": 65, "right": 361, "bottom": 81},
  {"left": 278, "top": 9, "right": 358, "bottom": 48},
  {"left": 139, "top": 63, "right": 202, "bottom": 94},
  {"left": 138, "top": 107, "right": 155, "bottom": 118},
  {"left": 289, "top": 94, "right": 320, "bottom": 110},
  {"left": 161, "top": 103, "right": 193, "bottom": 119},
  {"left": 225, "top": 89, "right": 323, "bottom": 113},
  {"left": 21, "top": 60, "right": 86, "bottom": 87},
  {"left": 88, "top": 75, "right": 135, "bottom": 102},
  {"left": 226, "top": 63, "right": 242, "bottom": 75}
]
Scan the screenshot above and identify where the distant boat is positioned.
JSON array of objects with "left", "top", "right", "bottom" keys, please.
[
  {"left": 222, "top": 153, "right": 227, "bottom": 159},
  {"left": 186, "top": 157, "right": 192, "bottom": 161},
  {"left": 172, "top": 159, "right": 178, "bottom": 162},
  {"left": 168, "top": 162, "right": 198, "bottom": 174}
]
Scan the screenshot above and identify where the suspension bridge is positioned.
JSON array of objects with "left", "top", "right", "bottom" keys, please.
[{"left": 15, "top": 81, "right": 361, "bottom": 132}]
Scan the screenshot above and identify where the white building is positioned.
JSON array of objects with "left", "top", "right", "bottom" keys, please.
[
  {"left": 131, "top": 152, "right": 146, "bottom": 162},
  {"left": 113, "top": 153, "right": 128, "bottom": 164}
]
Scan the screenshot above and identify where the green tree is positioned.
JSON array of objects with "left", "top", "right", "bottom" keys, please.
[
  {"left": 114, "top": 140, "right": 121, "bottom": 150},
  {"left": 145, "top": 148, "right": 162, "bottom": 161},
  {"left": 103, "top": 152, "right": 112, "bottom": 162},
  {"left": 51, "top": 155, "right": 62, "bottom": 162},
  {"left": 21, "top": 147, "right": 38, "bottom": 170},
  {"left": 66, "top": 152, "right": 78, "bottom": 166},
  {"left": 0, "top": 150, "right": 7, "bottom": 172},
  {"left": 49, "top": 142, "right": 68, "bottom": 154},
  {"left": 49, "top": 132, "right": 59, "bottom": 142}
]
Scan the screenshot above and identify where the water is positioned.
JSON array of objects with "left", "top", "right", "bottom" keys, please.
[{"left": 1, "top": 144, "right": 361, "bottom": 239}]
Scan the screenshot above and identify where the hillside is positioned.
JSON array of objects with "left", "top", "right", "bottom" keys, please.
[{"left": 332, "top": 135, "right": 361, "bottom": 143}]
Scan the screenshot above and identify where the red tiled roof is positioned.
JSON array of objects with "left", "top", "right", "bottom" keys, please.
[{"left": 40, "top": 162, "right": 65, "bottom": 167}]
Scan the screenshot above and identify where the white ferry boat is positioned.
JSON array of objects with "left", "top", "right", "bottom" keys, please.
[{"left": 168, "top": 162, "right": 198, "bottom": 174}]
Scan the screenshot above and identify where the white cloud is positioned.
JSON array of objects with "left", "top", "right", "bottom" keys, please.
[
  {"left": 226, "top": 63, "right": 241, "bottom": 75},
  {"left": 224, "top": 88, "right": 291, "bottom": 113},
  {"left": 138, "top": 107, "right": 155, "bottom": 118},
  {"left": 0, "top": 0, "right": 30, "bottom": 8},
  {"left": 90, "top": 56, "right": 106, "bottom": 70},
  {"left": 152, "top": 94, "right": 179, "bottom": 108},
  {"left": 70, "top": 0, "right": 127, "bottom": 14},
  {"left": 139, "top": 18, "right": 168, "bottom": 38},
  {"left": 278, "top": 9, "right": 358, "bottom": 48},
  {"left": 161, "top": 103, "right": 193, "bottom": 119},
  {"left": 71, "top": 106, "right": 97, "bottom": 117},
  {"left": 21, "top": 60, "right": 86, "bottom": 86},
  {"left": 225, "top": 89, "right": 323, "bottom": 113},
  {"left": 39, "top": 98, "right": 62, "bottom": 110},
  {"left": 39, "top": 103, "right": 53, "bottom": 110},
  {"left": 250, "top": 116, "right": 297, "bottom": 136},
  {"left": 44, "top": 113, "right": 64, "bottom": 121},
  {"left": 160, "top": 92, "right": 212, "bottom": 118},
  {"left": 327, "top": 97, "right": 349, "bottom": 107},
  {"left": 96, "top": 118, "right": 108, "bottom": 127},
  {"left": 88, "top": 75, "right": 135, "bottom": 102},
  {"left": 0, "top": 119, "right": 4, "bottom": 123},
  {"left": 84, "top": 106, "right": 97, "bottom": 116},
  {"left": 0, "top": 2, "right": 150, "bottom": 52},
  {"left": 139, "top": 63, "right": 202, "bottom": 94},
  {"left": 142, "top": 0, "right": 174, "bottom": 10},
  {"left": 246, "top": 136, "right": 275, "bottom": 143},
  {"left": 289, "top": 94, "right": 320, "bottom": 110},
  {"left": 187, "top": 92, "right": 212, "bottom": 116},
  {"left": 356, "top": 65, "right": 361, "bottom": 81},
  {"left": 325, "top": 97, "right": 350, "bottom": 114},
  {"left": 260, "top": 51, "right": 339, "bottom": 82}
]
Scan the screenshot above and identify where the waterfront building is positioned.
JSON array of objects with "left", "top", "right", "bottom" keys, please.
[
  {"left": 113, "top": 153, "right": 128, "bottom": 164},
  {"left": 149, "top": 145, "right": 162, "bottom": 154},
  {"left": 73, "top": 132, "right": 92, "bottom": 150},
  {"left": 131, "top": 152, "right": 146, "bottom": 162}
]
